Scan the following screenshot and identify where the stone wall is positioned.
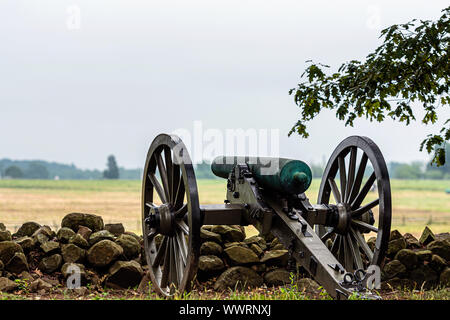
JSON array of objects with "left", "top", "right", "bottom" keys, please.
[{"left": 0, "top": 213, "right": 449, "bottom": 296}]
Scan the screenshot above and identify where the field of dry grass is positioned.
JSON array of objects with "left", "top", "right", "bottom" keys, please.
[{"left": 0, "top": 179, "right": 449, "bottom": 237}]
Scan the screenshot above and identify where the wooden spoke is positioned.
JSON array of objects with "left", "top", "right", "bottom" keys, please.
[
  {"left": 173, "top": 237, "right": 184, "bottom": 284},
  {"left": 147, "top": 230, "right": 157, "bottom": 240},
  {"left": 351, "top": 198, "right": 379, "bottom": 218},
  {"left": 160, "top": 238, "right": 171, "bottom": 288},
  {"left": 328, "top": 178, "right": 342, "bottom": 203},
  {"left": 171, "top": 164, "right": 181, "bottom": 205},
  {"left": 345, "top": 147, "right": 357, "bottom": 203},
  {"left": 337, "top": 236, "right": 345, "bottom": 264},
  {"left": 163, "top": 147, "right": 173, "bottom": 204},
  {"left": 331, "top": 235, "right": 340, "bottom": 255},
  {"left": 347, "top": 233, "right": 364, "bottom": 270},
  {"left": 351, "top": 172, "right": 376, "bottom": 210},
  {"left": 145, "top": 202, "right": 157, "bottom": 208},
  {"left": 351, "top": 220, "right": 379, "bottom": 233},
  {"left": 152, "top": 236, "right": 168, "bottom": 268},
  {"left": 321, "top": 229, "right": 334, "bottom": 242},
  {"left": 177, "top": 220, "right": 189, "bottom": 235},
  {"left": 148, "top": 172, "right": 168, "bottom": 204},
  {"left": 338, "top": 155, "right": 347, "bottom": 202},
  {"left": 175, "top": 230, "right": 188, "bottom": 266},
  {"left": 348, "top": 153, "right": 368, "bottom": 204},
  {"left": 174, "top": 203, "right": 188, "bottom": 219},
  {"left": 169, "top": 238, "right": 177, "bottom": 287},
  {"left": 156, "top": 152, "right": 171, "bottom": 203},
  {"left": 343, "top": 236, "right": 353, "bottom": 272},
  {"left": 174, "top": 173, "right": 185, "bottom": 209},
  {"left": 351, "top": 227, "right": 374, "bottom": 262}
]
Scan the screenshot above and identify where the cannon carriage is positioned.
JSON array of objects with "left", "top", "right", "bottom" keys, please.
[{"left": 141, "top": 134, "right": 391, "bottom": 299}]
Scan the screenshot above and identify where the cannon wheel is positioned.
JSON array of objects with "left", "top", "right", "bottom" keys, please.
[
  {"left": 317, "top": 136, "right": 391, "bottom": 271},
  {"left": 142, "top": 134, "right": 201, "bottom": 296}
]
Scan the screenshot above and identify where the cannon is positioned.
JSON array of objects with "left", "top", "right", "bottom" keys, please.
[{"left": 141, "top": 134, "right": 391, "bottom": 299}]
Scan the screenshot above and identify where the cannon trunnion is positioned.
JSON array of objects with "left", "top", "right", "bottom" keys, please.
[{"left": 141, "top": 134, "right": 391, "bottom": 300}]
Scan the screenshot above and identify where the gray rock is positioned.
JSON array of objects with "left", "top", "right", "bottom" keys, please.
[
  {"left": 269, "top": 238, "right": 280, "bottom": 249},
  {"left": 390, "top": 230, "right": 403, "bottom": 241},
  {"left": 200, "top": 241, "right": 223, "bottom": 256},
  {"left": 35, "top": 233, "right": 49, "bottom": 245},
  {"left": 0, "top": 277, "right": 19, "bottom": 292},
  {"left": 410, "top": 265, "right": 438, "bottom": 288},
  {"left": 419, "top": 226, "right": 435, "bottom": 245},
  {"left": 87, "top": 240, "right": 123, "bottom": 267},
  {"left": 198, "top": 255, "right": 225, "bottom": 272},
  {"left": 249, "top": 244, "right": 263, "bottom": 257},
  {"left": 367, "top": 237, "right": 377, "bottom": 251},
  {"left": 14, "top": 236, "right": 35, "bottom": 252},
  {"left": 416, "top": 250, "right": 433, "bottom": 262},
  {"left": 69, "top": 234, "right": 89, "bottom": 248},
  {"left": 200, "top": 229, "right": 222, "bottom": 243},
  {"left": 77, "top": 226, "right": 92, "bottom": 241},
  {"left": 6, "top": 252, "right": 29, "bottom": 274},
  {"left": 403, "top": 233, "right": 421, "bottom": 248},
  {"left": 394, "top": 249, "right": 418, "bottom": 269},
  {"left": 30, "top": 278, "right": 53, "bottom": 292},
  {"left": 251, "top": 264, "right": 266, "bottom": 273},
  {"left": 224, "top": 246, "right": 259, "bottom": 265},
  {"left": 271, "top": 244, "right": 285, "bottom": 250},
  {"left": 427, "top": 240, "right": 450, "bottom": 260},
  {"left": 382, "top": 260, "right": 407, "bottom": 280},
  {"left": 244, "top": 236, "right": 267, "bottom": 250},
  {"left": 296, "top": 278, "right": 320, "bottom": 294},
  {"left": 214, "top": 266, "right": 263, "bottom": 291},
  {"left": 40, "top": 241, "right": 60, "bottom": 254},
  {"left": 39, "top": 254, "right": 63, "bottom": 273},
  {"left": 260, "top": 250, "right": 289, "bottom": 267},
  {"left": 89, "top": 230, "right": 115, "bottom": 246},
  {"left": 264, "top": 268, "right": 291, "bottom": 286},
  {"left": 56, "top": 227, "right": 76, "bottom": 243},
  {"left": 440, "top": 267, "right": 450, "bottom": 287},
  {"left": 115, "top": 234, "right": 140, "bottom": 259},
  {"left": 209, "top": 225, "right": 245, "bottom": 242},
  {"left": 14, "top": 222, "right": 41, "bottom": 237},
  {"left": 61, "top": 212, "right": 104, "bottom": 232},
  {"left": 0, "top": 241, "right": 24, "bottom": 263},
  {"left": 31, "top": 225, "right": 55, "bottom": 239},
  {"left": 106, "top": 260, "right": 143, "bottom": 289},
  {"left": 61, "top": 244, "right": 86, "bottom": 263},
  {"left": 0, "top": 230, "right": 12, "bottom": 242},
  {"left": 387, "top": 238, "right": 407, "bottom": 257},
  {"left": 105, "top": 223, "right": 125, "bottom": 236},
  {"left": 429, "top": 254, "right": 447, "bottom": 272},
  {"left": 436, "top": 232, "right": 450, "bottom": 242},
  {"left": 224, "top": 242, "right": 248, "bottom": 248}
]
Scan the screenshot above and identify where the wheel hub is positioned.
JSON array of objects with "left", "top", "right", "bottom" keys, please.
[
  {"left": 334, "top": 203, "right": 352, "bottom": 234},
  {"left": 147, "top": 204, "right": 175, "bottom": 235}
]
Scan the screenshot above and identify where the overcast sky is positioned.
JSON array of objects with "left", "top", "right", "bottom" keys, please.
[{"left": 0, "top": 0, "right": 449, "bottom": 170}]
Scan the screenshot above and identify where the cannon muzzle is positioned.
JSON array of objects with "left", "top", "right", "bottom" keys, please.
[{"left": 211, "top": 156, "right": 312, "bottom": 194}]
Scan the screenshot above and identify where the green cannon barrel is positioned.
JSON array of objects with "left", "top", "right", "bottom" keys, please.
[{"left": 211, "top": 156, "right": 312, "bottom": 194}]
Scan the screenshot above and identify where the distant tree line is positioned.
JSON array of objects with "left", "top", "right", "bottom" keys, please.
[{"left": 0, "top": 156, "right": 141, "bottom": 180}]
